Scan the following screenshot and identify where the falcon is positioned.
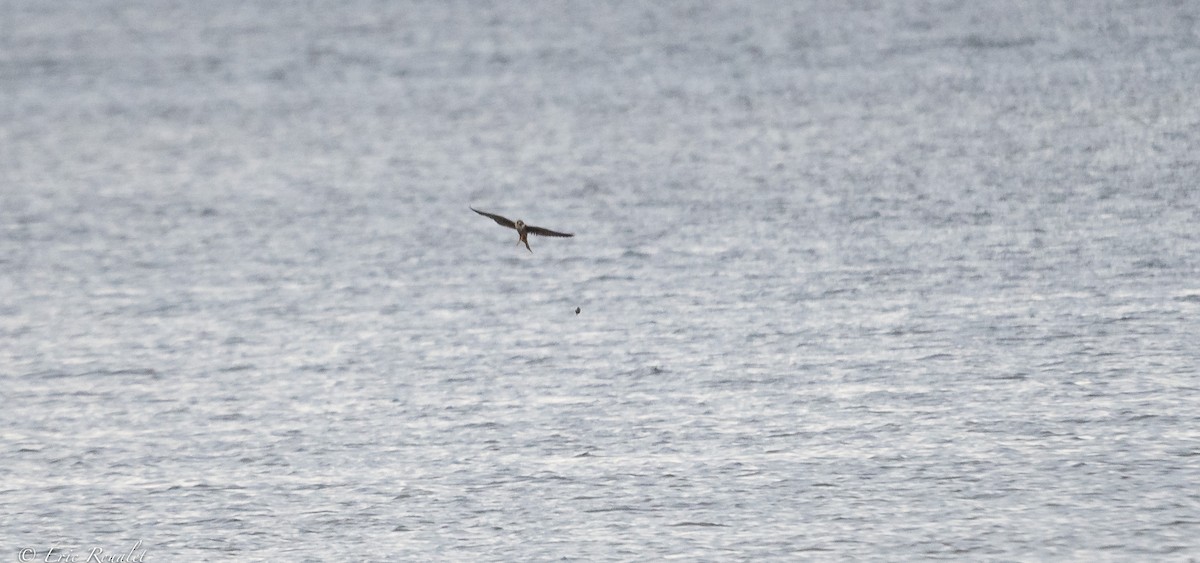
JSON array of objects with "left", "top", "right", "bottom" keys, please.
[{"left": 471, "top": 207, "right": 574, "bottom": 252}]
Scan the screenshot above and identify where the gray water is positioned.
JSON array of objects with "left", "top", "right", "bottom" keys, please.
[{"left": 3, "top": 1, "right": 1200, "bottom": 560}]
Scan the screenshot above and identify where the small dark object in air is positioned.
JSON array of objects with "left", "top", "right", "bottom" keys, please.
[{"left": 575, "top": 307, "right": 581, "bottom": 315}]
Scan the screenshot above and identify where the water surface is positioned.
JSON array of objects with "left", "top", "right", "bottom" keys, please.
[{"left": 2, "top": 1, "right": 1199, "bottom": 560}]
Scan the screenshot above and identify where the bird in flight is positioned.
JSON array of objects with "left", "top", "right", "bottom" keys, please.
[{"left": 471, "top": 207, "right": 574, "bottom": 252}]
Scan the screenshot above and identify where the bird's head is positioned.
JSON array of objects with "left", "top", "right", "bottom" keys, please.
[{"left": 514, "top": 220, "right": 525, "bottom": 229}]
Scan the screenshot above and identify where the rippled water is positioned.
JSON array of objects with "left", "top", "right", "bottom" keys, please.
[{"left": 3, "top": 1, "right": 1200, "bottom": 560}]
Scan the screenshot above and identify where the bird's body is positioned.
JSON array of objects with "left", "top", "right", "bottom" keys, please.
[{"left": 471, "top": 207, "right": 573, "bottom": 252}]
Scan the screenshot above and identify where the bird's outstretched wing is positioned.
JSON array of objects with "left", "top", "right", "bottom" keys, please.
[
  {"left": 471, "top": 207, "right": 516, "bottom": 229},
  {"left": 525, "top": 225, "right": 574, "bottom": 238}
]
